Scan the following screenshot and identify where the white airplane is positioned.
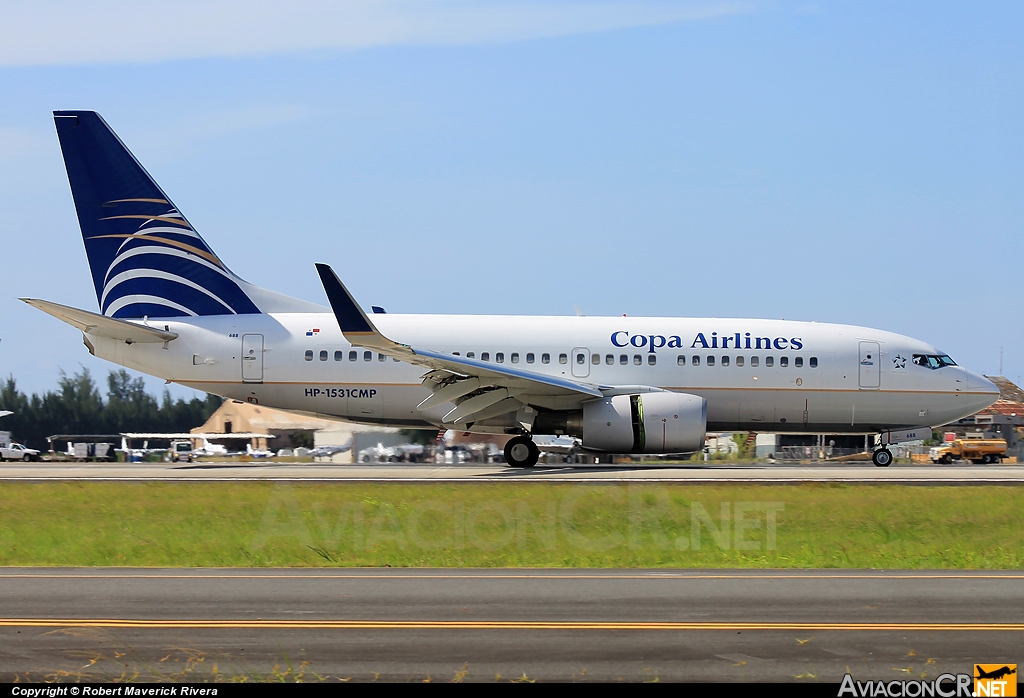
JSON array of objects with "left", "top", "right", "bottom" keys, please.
[{"left": 23, "top": 111, "right": 999, "bottom": 468}]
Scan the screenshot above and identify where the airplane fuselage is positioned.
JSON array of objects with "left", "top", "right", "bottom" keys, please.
[{"left": 85, "top": 312, "right": 998, "bottom": 436}]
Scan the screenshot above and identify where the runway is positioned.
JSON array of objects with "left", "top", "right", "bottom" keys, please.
[
  {"left": 2, "top": 461, "right": 1024, "bottom": 483},
  {"left": 1, "top": 569, "right": 1020, "bottom": 682}
]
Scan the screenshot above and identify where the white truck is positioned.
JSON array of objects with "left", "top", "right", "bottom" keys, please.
[{"left": 0, "top": 441, "right": 41, "bottom": 461}]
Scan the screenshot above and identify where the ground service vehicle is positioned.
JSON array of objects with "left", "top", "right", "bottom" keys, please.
[
  {"left": 929, "top": 439, "right": 1007, "bottom": 464},
  {"left": 170, "top": 441, "right": 194, "bottom": 463},
  {"left": 0, "top": 442, "right": 41, "bottom": 461}
]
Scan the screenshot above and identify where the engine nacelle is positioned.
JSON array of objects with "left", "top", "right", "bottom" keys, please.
[{"left": 581, "top": 392, "right": 706, "bottom": 453}]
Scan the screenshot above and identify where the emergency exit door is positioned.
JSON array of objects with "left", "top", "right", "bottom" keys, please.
[
  {"left": 858, "top": 341, "right": 880, "bottom": 389},
  {"left": 571, "top": 347, "right": 590, "bottom": 378},
  {"left": 241, "top": 334, "right": 264, "bottom": 383}
]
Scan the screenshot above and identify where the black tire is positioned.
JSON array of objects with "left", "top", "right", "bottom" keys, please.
[
  {"left": 993, "top": 456, "right": 1001, "bottom": 464},
  {"left": 22, "top": 454, "right": 30, "bottom": 462},
  {"left": 504, "top": 436, "right": 540, "bottom": 468},
  {"left": 982, "top": 454, "right": 993, "bottom": 464},
  {"left": 940, "top": 455, "right": 953, "bottom": 465},
  {"left": 872, "top": 448, "right": 892, "bottom": 467}
]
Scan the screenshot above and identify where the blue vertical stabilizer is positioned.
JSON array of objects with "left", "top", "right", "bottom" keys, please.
[{"left": 53, "top": 111, "right": 323, "bottom": 318}]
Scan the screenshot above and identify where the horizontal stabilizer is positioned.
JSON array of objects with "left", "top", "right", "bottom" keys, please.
[{"left": 20, "top": 298, "right": 178, "bottom": 343}]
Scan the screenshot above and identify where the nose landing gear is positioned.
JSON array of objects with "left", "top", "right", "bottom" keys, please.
[
  {"left": 504, "top": 435, "right": 540, "bottom": 468},
  {"left": 872, "top": 448, "right": 893, "bottom": 467}
]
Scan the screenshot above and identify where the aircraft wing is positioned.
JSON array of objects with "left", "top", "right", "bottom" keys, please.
[
  {"left": 316, "top": 264, "right": 604, "bottom": 425},
  {"left": 21, "top": 298, "right": 179, "bottom": 343}
]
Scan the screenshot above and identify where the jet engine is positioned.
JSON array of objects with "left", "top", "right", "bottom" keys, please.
[{"left": 580, "top": 392, "right": 706, "bottom": 453}]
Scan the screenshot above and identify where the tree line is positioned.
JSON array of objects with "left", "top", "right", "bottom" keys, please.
[{"left": 0, "top": 368, "right": 223, "bottom": 449}]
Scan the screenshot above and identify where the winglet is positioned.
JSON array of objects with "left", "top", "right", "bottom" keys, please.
[{"left": 316, "top": 263, "right": 401, "bottom": 352}]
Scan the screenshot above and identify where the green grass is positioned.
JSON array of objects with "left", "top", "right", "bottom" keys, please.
[{"left": 0, "top": 482, "right": 1021, "bottom": 568}]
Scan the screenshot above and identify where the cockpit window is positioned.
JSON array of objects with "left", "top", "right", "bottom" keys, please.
[{"left": 912, "top": 354, "right": 957, "bottom": 370}]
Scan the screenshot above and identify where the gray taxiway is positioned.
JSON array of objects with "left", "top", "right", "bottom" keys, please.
[{"left": 0, "top": 568, "right": 1020, "bottom": 682}]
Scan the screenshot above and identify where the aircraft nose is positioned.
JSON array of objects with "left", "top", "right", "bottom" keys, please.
[
  {"left": 961, "top": 370, "right": 1000, "bottom": 413},
  {"left": 966, "top": 370, "right": 999, "bottom": 395}
]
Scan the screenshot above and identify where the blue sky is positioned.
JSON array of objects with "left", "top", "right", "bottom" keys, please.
[{"left": 0, "top": 1, "right": 1022, "bottom": 398}]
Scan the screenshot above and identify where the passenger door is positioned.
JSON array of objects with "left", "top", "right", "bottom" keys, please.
[
  {"left": 241, "top": 334, "right": 264, "bottom": 383},
  {"left": 858, "top": 341, "right": 880, "bottom": 389}
]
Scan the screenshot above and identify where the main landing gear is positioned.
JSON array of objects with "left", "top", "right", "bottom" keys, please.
[
  {"left": 872, "top": 448, "right": 893, "bottom": 468},
  {"left": 504, "top": 435, "right": 540, "bottom": 468}
]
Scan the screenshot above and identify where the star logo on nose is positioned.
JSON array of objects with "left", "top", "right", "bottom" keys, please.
[{"left": 893, "top": 355, "right": 907, "bottom": 370}]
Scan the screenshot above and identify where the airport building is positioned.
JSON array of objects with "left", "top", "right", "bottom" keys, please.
[{"left": 192, "top": 400, "right": 399, "bottom": 461}]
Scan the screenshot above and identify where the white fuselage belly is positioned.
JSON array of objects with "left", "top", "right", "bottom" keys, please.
[{"left": 88, "top": 313, "right": 997, "bottom": 434}]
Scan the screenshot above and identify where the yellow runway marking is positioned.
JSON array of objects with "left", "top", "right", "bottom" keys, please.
[{"left": 1, "top": 619, "right": 1022, "bottom": 631}]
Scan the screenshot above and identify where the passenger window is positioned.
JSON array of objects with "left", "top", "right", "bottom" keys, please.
[
  {"left": 692, "top": 356, "right": 700, "bottom": 366},
  {"left": 482, "top": 352, "right": 490, "bottom": 362},
  {"left": 542, "top": 353, "right": 551, "bottom": 364},
  {"left": 795, "top": 357, "right": 803, "bottom": 368},
  {"left": 721, "top": 356, "right": 729, "bottom": 366},
  {"left": 559, "top": 354, "right": 568, "bottom": 364},
  {"left": 467, "top": 352, "right": 475, "bottom": 358},
  {"left": 334, "top": 351, "right": 342, "bottom": 361},
  {"left": 576, "top": 353, "right": 586, "bottom": 365},
  {"left": 751, "top": 356, "right": 759, "bottom": 367},
  {"left": 511, "top": 353, "right": 519, "bottom": 363},
  {"left": 304, "top": 350, "right": 313, "bottom": 361},
  {"left": 736, "top": 356, "right": 744, "bottom": 367},
  {"left": 765, "top": 356, "right": 774, "bottom": 367},
  {"left": 706, "top": 355, "right": 715, "bottom": 366},
  {"left": 496, "top": 352, "right": 505, "bottom": 363},
  {"left": 780, "top": 356, "right": 788, "bottom": 368},
  {"left": 364, "top": 351, "right": 372, "bottom": 361},
  {"left": 526, "top": 353, "right": 535, "bottom": 363},
  {"left": 648, "top": 355, "right": 656, "bottom": 366},
  {"left": 620, "top": 354, "right": 628, "bottom": 365},
  {"left": 319, "top": 350, "right": 328, "bottom": 361},
  {"left": 379, "top": 353, "right": 387, "bottom": 362},
  {"left": 453, "top": 352, "right": 460, "bottom": 356},
  {"left": 606, "top": 354, "right": 614, "bottom": 365},
  {"left": 633, "top": 355, "right": 642, "bottom": 365},
  {"left": 592, "top": 353, "right": 600, "bottom": 365},
  {"left": 393, "top": 358, "right": 400, "bottom": 362},
  {"left": 349, "top": 350, "right": 357, "bottom": 361},
  {"left": 677, "top": 355, "right": 686, "bottom": 366},
  {"left": 810, "top": 357, "right": 818, "bottom": 368}
]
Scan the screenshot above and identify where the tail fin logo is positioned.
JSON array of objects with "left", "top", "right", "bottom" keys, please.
[
  {"left": 53, "top": 110, "right": 263, "bottom": 319},
  {"left": 92, "top": 200, "right": 260, "bottom": 319}
]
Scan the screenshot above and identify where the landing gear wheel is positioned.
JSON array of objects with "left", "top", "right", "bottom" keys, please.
[
  {"left": 504, "top": 436, "right": 540, "bottom": 468},
  {"left": 872, "top": 448, "right": 893, "bottom": 468}
]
